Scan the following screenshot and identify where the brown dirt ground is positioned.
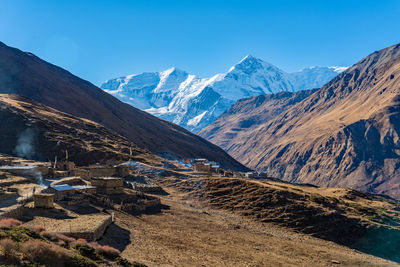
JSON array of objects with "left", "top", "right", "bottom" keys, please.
[{"left": 102, "top": 185, "right": 398, "bottom": 267}]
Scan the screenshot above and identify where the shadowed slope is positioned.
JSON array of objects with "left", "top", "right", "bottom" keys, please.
[
  {"left": 0, "top": 94, "right": 160, "bottom": 165},
  {"left": 0, "top": 42, "right": 246, "bottom": 171},
  {"left": 209, "top": 43, "right": 400, "bottom": 197}
]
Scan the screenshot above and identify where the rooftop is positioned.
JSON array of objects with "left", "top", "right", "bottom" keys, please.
[
  {"left": 91, "top": 177, "right": 122, "bottom": 180},
  {"left": 49, "top": 184, "right": 75, "bottom": 191},
  {"left": 72, "top": 185, "right": 96, "bottom": 190}
]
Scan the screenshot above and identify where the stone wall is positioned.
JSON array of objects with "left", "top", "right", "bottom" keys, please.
[
  {"left": 0, "top": 204, "right": 26, "bottom": 219},
  {"left": 34, "top": 194, "right": 54, "bottom": 208},
  {"left": 59, "top": 215, "right": 112, "bottom": 241},
  {"left": 88, "top": 167, "right": 116, "bottom": 178}
]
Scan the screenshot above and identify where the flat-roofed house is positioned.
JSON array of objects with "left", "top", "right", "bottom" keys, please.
[
  {"left": 91, "top": 177, "right": 123, "bottom": 195},
  {"left": 34, "top": 193, "right": 54, "bottom": 208},
  {"left": 43, "top": 184, "right": 76, "bottom": 201}
]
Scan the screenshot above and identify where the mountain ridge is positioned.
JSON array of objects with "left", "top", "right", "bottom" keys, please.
[
  {"left": 201, "top": 43, "right": 400, "bottom": 198},
  {"left": 101, "top": 55, "right": 346, "bottom": 132},
  {"left": 0, "top": 41, "right": 246, "bottom": 171}
]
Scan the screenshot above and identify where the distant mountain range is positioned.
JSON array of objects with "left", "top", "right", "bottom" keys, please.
[
  {"left": 101, "top": 56, "right": 347, "bottom": 132},
  {"left": 0, "top": 41, "right": 246, "bottom": 171},
  {"left": 200, "top": 43, "right": 400, "bottom": 199}
]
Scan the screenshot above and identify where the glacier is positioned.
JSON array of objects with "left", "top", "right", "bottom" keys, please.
[{"left": 101, "top": 55, "right": 347, "bottom": 132}]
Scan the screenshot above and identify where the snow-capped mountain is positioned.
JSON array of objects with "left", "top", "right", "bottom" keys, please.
[{"left": 101, "top": 56, "right": 347, "bottom": 132}]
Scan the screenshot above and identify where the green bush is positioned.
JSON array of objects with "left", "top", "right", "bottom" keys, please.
[
  {"left": 115, "top": 257, "right": 148, "bottom": 267},
  {"left": 66, "top": 255, "right": 98, "bottom": 267},
  {"left": 5, "top": 227, "right": 41, "bottom": 242},
  {"left": 73, "top": 243, "right": 96, "bottom": 259}
]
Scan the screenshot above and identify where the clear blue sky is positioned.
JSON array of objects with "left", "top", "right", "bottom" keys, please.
[{"left": 1, "top": 0, "right": 399, "bottom": 85}]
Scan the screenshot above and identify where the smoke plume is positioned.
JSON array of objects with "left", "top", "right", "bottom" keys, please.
[
  {"left": 14, "top": 128, "right": 36, "bottom": 159},
  {"left": 34, "top": 171, "right": 44, "bottom": 186}
]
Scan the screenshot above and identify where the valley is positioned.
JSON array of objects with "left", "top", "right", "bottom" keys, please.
[
  {"left": 201, "top": 42, "right": 400, "bottom": 199},
  {"left": 0, "top": 151, "right": 399, "bottom": 266},
  {"left": 0, "top": 16, "right": 399, "bottom": 266}
]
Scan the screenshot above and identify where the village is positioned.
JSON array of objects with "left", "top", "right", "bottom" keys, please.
[{"left": 0, "top": 153, "right": 265, "bottom": 242}]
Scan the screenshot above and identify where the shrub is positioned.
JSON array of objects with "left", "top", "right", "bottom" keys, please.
[
  {"left": 21, "top": 240, "right": 70, "bottom": 266},
  {"left": 115, "top": 257, "right": 147, "bottom": 267},
  {"left": 0, "top": 238, "right": 18, "bottom": 264},
  {"left": 0, "top": 218, "right": 22, "bottom": 228},
  {"left": 26, "top": 225, "right": 46, "bottom": 233},
  {"left": 65, "top": 255, "right": 98, "bottom": 267},
  {"left": 76, "top": 238, "right": 88, "bottom": 244},
  {"left": 58, "top": 233, "right": 76, "bottom": 244},
  {"left": 7, "top": 226, "right": 41, "bottom": 242},
  {"left": 95, "top": 245, "right": 120, "bottom": 259},
  {"left": 42, "top": 231, "right": 75, "bottom": 245},
  {"left": 42, "top": 231, "right": 59, "bottom": 241},
  {"left": 73, "top": 242, "right": 96, "bottom": 259}
]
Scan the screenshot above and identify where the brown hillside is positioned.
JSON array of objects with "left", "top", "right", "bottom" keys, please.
[
  {"left": 0, "top": 42, "right": 246, "bottom": 171},
  {"left": 0, "top": 94, "right": 160, "bottom": 166},
  {"left": 158, "top": 176, "right": 400, "bottom": 263},
  {"left": 204, "top": 43, "right": 400, "bottom": 198},
  {"left": 199, "top": 89, "right": 317, "bottom": 152}
]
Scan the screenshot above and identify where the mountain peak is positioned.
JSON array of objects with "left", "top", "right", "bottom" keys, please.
[
  {"left": 161, "top": 67, "right": 187, "bottom": 76},
  {"left": 229, "top": 55, "right": 271, "bottom": 75}
]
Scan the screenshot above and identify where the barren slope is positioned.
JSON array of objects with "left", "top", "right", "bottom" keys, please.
[
  {"left": 100, "top": 180, "right": 398, "bottom": 266},
  {"left": 0, "top": 42, "right": 245, "bottom": 171},
  {"left": 0, "top": 94, "right": 159, "bottom": 165},
  {"left": 208, "top": 43, "right": 400, "bottom": 198},
  {"left": 145, "top": 176, "right": 400, "bottom": 265},
  {"left": 199, "top": 89, "right": 317, "bottom": 151}
]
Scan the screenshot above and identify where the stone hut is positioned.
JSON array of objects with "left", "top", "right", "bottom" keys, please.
[
  {"left": 43, "top": 185, "right": 76, "bottom": 201},
  {"left": 72, "top": 185, "right": 97, "bottom": 194},
  {"left": 56, "top": 161, "right": 76, "bottom": 171},
  {"left": 34, "top": 193, "right": 54, "bottom": 208},
  {"left": 91, "top": 177, "right": 123, "bottom": 195},
  {"left": 194, "top": 162, "right": 212, "bottom": 172},
  {"left": 115, "top": 165, "right": 130, "bottom": 177},
  {"left": 80, "top": 165, "right": 116, "bottom": 180},
  {"left": 223, "top": 171, "right": 234, "bottom": 177}
]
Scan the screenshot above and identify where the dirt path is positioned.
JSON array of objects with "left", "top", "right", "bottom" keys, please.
[{"left": 102, "top": 186, "right": 398, "bottom": 267}]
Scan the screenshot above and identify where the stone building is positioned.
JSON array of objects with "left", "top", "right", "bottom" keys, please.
[
  {"left": 223, "top": 171, "right": 234, "bottom": 177},
  {"left": 115, "top": 165, "right": 130, "bottom": 177},
  {"left": 43, "top": 185, "right": 76, "bottom": 201},
  {"left": 194, "top": 162, "right": 212, "bottom": 172},
  {"left": 80, "top": 164, "right": 130, "bottom": 180},
  {"left": 56, "top": 161, "right": 76, "bottom": 171},
  {"left": 91, "top": 177, "right": 123, "bottom": 195},
  {"left": 33, "top": 193, "right": 54, "bottom": 208},
  {"left": 80, "top": 165, "right": 116, "bottom": 180}
]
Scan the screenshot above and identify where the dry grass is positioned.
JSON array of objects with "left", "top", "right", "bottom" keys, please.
[{"left": 100, "top": 181, "right": 396, "bottom": 267}]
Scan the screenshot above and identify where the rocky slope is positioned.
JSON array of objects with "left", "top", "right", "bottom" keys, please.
[
  {"left": 101, "top": 56, "right": 345, "bottom": 132},
  {"left": 199, "top": 89, "right": 317, "bottom": 151},
  {"left": 0, "top": 94, "right": 161, "bottom": 166},
  {"left": 203, "top": 43, "right": 400, "bottom": 198},
  {"left": 0, "top": 42, "right": 245, "bottom": 170}
]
